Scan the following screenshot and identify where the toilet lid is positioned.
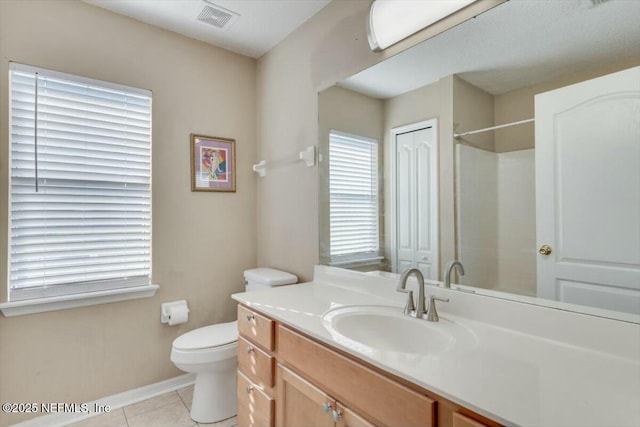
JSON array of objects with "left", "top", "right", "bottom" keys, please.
[
  {"left": 172, "top": 320, "right": 238, "bottom": 350},
  {"left": 244, "top": 268, "right": 297, "bottom": 286}
]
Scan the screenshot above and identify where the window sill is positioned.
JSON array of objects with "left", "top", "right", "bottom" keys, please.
[
  {"left": 0, "top": 285, "right": 159, "bottom": 317},
  {"left": 329, "top": 256, "right": 385, "bottom": 269}
]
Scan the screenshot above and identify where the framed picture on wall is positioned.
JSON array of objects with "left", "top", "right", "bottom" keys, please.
[{"left": 190, "top": 134, "right": 236, "bottom": 192}]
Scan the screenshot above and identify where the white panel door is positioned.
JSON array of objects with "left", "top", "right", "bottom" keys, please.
[
  {"left": 394, "top": 123, "right": 439, "bottom": 280},
  {"left": 535, "top": 66, "right": 640, "bottom": 314}
]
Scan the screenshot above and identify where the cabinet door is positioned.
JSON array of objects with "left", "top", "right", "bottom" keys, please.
[
  {"left": 335, "top": 402, "right": 375, "bottom": 427},
  {"left": 279, "top": 365, "right": 335, "bottom": 427},
  {"left": 238, "top": 371, "right": 274, "bottom": 427}
]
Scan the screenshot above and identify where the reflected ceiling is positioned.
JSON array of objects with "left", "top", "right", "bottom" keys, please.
[{"left": 341, "top": 0, "right": 640, "bottom": 98}]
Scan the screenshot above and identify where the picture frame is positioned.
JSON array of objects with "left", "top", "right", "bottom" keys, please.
[{"left": 190, "top": 134, "right": 236, "bottom": 192}]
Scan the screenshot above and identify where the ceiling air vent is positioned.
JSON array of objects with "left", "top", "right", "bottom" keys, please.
[{"left": 197, "top": 2, "right": 240, "bottom": 30}]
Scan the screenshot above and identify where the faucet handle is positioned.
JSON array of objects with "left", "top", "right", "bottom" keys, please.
[{"left": 425, "top": 295, "right": 449, "bottom": 322}]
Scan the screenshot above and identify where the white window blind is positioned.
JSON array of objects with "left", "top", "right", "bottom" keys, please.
[
  {"left": 328, "top": 130, "right": 380, "bottom": 263},
  {"left": 8, "top": 63, "right": 152, "bottom": 301}
]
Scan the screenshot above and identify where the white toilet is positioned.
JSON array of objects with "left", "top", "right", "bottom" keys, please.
[{"left": 170, "top": 268, "right": 297, "bottom": 424}]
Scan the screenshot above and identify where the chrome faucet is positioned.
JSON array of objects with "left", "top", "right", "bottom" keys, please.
[
  {"left": 444, "top": 260, "right": 465, "bottom": 288},
  {"left": 397, "top": 268, "right": 426, "bottom": 317}
]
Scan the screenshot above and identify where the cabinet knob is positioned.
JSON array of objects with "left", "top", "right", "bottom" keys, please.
[
  {"left": 538, "top": 245, "right": 552, "bottom": 256},
  {"left": 321, "top": 403, "right": 332, "bottom": 413},
  {"left": 246, "top": 386, "right": 254, "bottom": 394},
  {"left": 332, "top": 409, "right": 343, "bottom": 422},
  {"left": 246, "top": 314, "right": 255, "bottom": 321},
  {"left": 247, "top": 346, "right": 255, "bottom": 354}
]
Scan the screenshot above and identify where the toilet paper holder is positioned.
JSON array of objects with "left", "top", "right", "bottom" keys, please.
[{"left": 161, "top": 300, "right": 189, "bottom": 325}]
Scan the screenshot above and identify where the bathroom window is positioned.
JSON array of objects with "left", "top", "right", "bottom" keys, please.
[
  {"left": 328, "top": 130, "right": 381, "bottom": 266},
  {"left": 7, "top": 63, "right": 152, "bottom": 302}
]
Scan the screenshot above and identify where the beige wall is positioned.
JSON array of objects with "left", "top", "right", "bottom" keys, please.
[
  {"left": 0, "top": 1, "right": 256, "bottom": 425},
  {"left": 453, "top": 76, "right": 495, "bottom": 152},
  {"left": 317, "top": 85, "right": 384, "bottom": 267},
  {"left": 319, "top": 86, "right": 384, "bottom": 141}
]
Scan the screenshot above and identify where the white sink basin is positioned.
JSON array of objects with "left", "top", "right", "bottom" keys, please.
[{"left": 322, "top": 305, "right": 475, "bottom": 355}]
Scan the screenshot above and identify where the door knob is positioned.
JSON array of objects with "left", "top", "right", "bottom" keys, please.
[{"left": 538, "top": 245, "right": 552, "bottom": 255}]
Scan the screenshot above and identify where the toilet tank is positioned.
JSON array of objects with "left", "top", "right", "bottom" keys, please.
[{"left": 244, "top": 268, "right": 297, "bottom": 292}]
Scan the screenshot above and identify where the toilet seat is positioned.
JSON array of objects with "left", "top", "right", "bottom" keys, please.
[
  {"left": 171, "top": 321, "right": 238, "bottom": 366},
  {"left": 171, "top": 341, "right": 237, "bottom": 365},
  {"left": 172, "top": 320, "right": 238, "bottom": 351}
]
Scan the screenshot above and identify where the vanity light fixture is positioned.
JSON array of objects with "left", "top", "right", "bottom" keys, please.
[{"left": 367, "top": 0, "right": 505, "bottom": 52}]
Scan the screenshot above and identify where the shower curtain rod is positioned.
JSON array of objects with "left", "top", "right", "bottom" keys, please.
[{"left": 453, "top": 118, "right": 535, "bottom": 139}]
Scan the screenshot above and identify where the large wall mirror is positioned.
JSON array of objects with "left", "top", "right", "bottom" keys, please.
[{"left": 318, "top": 0, "right": 640, "bottom": 322}]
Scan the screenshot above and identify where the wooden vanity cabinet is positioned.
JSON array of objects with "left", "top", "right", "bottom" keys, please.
[
  {"left": 236, "top": 304, "right": 501, "bottom": 427},
  {"left": 278, "top": 325, "right": 434, "bottom": 427},
  {"left": 237, "top": 306, "right": 276, "bottom": 427}
]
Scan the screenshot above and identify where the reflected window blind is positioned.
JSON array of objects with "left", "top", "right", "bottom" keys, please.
[
  {"left": 9, "top": 63, "right": 152, "bottom": 301},
  {"left": 328, "top": 130, "right": 380, "bottom": 262}
]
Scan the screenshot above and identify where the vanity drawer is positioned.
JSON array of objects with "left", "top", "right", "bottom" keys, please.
[
  {"left": 238, "top": 305, "right": 275, "bottom": 351},
  {"left": 453, "top": 412, "right": 491, "bottom": 427},
  {"left": 238, "top": 336, "right": 275, "bottom": 387},
  {"left": 278, "top": 326, "right": 435, "bottom": 427},
  {"left": 238, "top": 371, "right": 274, "bottom": 427}
]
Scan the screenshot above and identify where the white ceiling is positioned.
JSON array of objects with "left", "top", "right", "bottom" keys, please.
[
  {"left": 341, "top": 0, "right": 640, "bottom": 98},
  {"left": 82, "top": 0, "right": 331, "bottom": 58}
]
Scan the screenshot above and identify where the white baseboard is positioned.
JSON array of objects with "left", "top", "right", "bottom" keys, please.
[{"left": 11, "top": 373, "right": 196, "bottom": 427}]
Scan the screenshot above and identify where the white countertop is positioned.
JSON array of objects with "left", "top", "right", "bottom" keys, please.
[{"left": 232, "top": 266, "right": 640, "bottom": 427}]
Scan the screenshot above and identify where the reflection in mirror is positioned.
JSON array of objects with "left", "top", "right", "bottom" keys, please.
[
  {"left": 318, "top": 0, "right": 640, "bottom": 321},
  {"left": 318, "top": 87, "right": 385, "bottom": 270}
]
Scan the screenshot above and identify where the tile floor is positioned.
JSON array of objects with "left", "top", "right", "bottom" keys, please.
[{"left": 67, "top": 385, "right": 237, "bottom": 427}]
